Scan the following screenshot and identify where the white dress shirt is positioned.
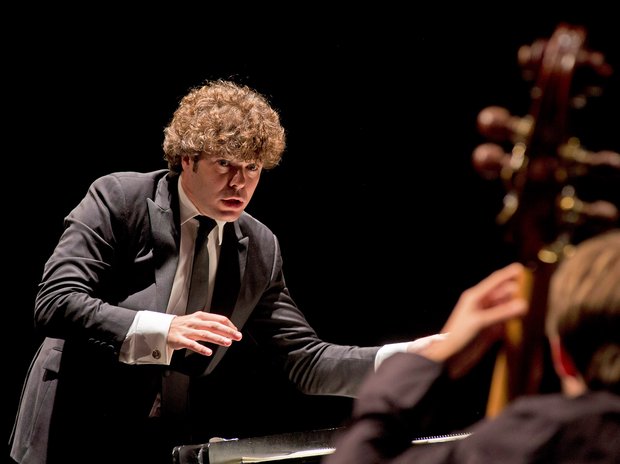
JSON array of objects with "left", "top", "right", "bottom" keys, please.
[{"left": 119, "top": 176, "right": 225, "bottom": 365}]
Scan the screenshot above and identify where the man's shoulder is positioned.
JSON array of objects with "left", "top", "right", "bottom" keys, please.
[
  {"left": 502, "top": 390, "right": 620, "bottom": 424},
  {"left": 238, "top": 211, "right": 274, "bottom": 237},
  {"left": 236, "top": 212, "right": 283, "bottom": 258},
  {"left": 97, "top": 169, "right": 169, "bottom": 185},
  {"left": 89, "top": 169, "right": 171, "bottom": 195}
]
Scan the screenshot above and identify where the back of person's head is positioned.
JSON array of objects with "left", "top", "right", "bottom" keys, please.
[{"left": 546, "top": 229, "right": 620, "bottom": 394}]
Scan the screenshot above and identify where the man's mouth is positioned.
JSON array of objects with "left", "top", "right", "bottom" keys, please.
[{"left": 222, "top": 198, "right": 243, "bottom": 208}]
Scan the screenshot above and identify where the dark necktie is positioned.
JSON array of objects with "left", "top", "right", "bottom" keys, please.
[
  {"left": 161, "top": 216, "right": 216, "bottom": 419},
  {"left": 186, "top": 216, "right": 217, "bottom": 314}
]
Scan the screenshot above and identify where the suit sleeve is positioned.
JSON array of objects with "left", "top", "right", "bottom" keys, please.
[
  {"left": 34, "top": 174, "right": 144, "bottom": 355},
  {"left": 324, "top": 352, "right": 453, "bottom": 463},
  {"left": 244, "top": 233, "right": 380, "bottom": 397}
]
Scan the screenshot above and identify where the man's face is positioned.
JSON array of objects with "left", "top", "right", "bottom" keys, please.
[{"left": 180, "top": 154, "right": 263, "bottom": 222}]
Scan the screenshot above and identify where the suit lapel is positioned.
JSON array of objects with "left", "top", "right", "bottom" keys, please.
[{"left": 148, "top": 175, "right": 180, "bottom": 313}]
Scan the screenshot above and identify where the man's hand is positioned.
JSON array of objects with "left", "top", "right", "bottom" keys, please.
[
  {"left": 420, "top": 262, "right": 528, "bottom": 378},
  {"left": 167, "top": 312, "right": 243, "bottom": 356}
]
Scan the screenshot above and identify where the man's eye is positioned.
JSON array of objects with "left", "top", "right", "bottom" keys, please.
[
  {"left": 247, "top": 164, "right": 259, "bottom": 172},
  {"left": 217, "top": 159, "right": 230, "bottom": 167}
]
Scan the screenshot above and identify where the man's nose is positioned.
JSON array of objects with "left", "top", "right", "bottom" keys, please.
[{"left": 229, "top": 167, "right": 245, "bottom": 188}]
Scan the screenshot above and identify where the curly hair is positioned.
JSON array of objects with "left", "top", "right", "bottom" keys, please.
[
  {"left": 546, "top": 229, "right": 620, "bottom": 393},
  {"left": 163, "top": 80, "right": 286, "bottom": 173}
]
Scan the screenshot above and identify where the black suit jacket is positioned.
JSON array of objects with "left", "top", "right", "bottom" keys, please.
[
  {"left": 324, "top": 352, "right": 620, "bottom": 463},
  {"left": 10, "top": 170, "right": 379, "bottom": 464}
]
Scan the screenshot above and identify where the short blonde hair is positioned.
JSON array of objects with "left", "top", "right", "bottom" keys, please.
[{"left": 546, "top": 229, "right": 620, "bottom": 392}]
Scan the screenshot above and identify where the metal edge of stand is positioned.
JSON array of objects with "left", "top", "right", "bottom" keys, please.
[
  {"left": 171, "top": 443, "right": 209, "bottom": 464},
  {"left": 173, "top": 428, "right": 473, "bottom": 463}
]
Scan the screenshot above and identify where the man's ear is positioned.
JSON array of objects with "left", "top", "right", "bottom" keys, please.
[
  {"left": 549, "top": 337, "right": 579, "bottom": 378},
  {"left": 181, "top": 155, "right": 191, "bottom": 168}
]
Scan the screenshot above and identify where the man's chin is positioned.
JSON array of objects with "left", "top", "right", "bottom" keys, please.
[{"left": 217, "top": 210, "right": 244, "bottom": 222}]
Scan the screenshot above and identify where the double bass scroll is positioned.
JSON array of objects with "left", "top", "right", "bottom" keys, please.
[{"left": 471, "top": 23, "right": 620, "bottom": 417}]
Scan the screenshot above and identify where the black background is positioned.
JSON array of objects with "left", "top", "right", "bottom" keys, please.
[{"left": 6, "top": 5, "right": 620, "bottom": 459}]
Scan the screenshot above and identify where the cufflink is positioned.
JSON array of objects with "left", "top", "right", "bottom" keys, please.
[{"left": 152, "top": 349, "right": 162, "bottom": 359}]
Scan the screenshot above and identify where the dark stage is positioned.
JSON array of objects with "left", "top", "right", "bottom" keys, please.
[{"left": 6, "top": 7, "right": 619, "bottom": 462}]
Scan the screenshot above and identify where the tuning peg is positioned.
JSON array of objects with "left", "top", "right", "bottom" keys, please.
[
  {"left": 558, "top": 185, "right": 619, "bottom": 224},
  {"left": 570, "top": 51, "right": 613, "bottom": 109},
  {"left": 519, "top": 25, "right": 612, "bottom": 106},
  {"left": 576, "top": 49, "right": 613, "bottom": 78},
  {"left": 538, "top": 186, "right": 619, "bottom": 264},
  {"left": 477, "top": 106, "right": 532, "bottom": 143},
  {"left": 518, "top": 39, "right": 547, "bottom": 81},
  {"left": 559, "top": 138, "right": 620, "bottom": 170},
  {"left": 472, "top": 143, "right": 509, "bottom": 179}
]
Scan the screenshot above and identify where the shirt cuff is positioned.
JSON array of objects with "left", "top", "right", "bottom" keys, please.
[
  {"left": 375, "top": 333, "right": 448, "bottom": 371},
  {"left": 119, "top": 311, "right": 176, "bottom": 365}
]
